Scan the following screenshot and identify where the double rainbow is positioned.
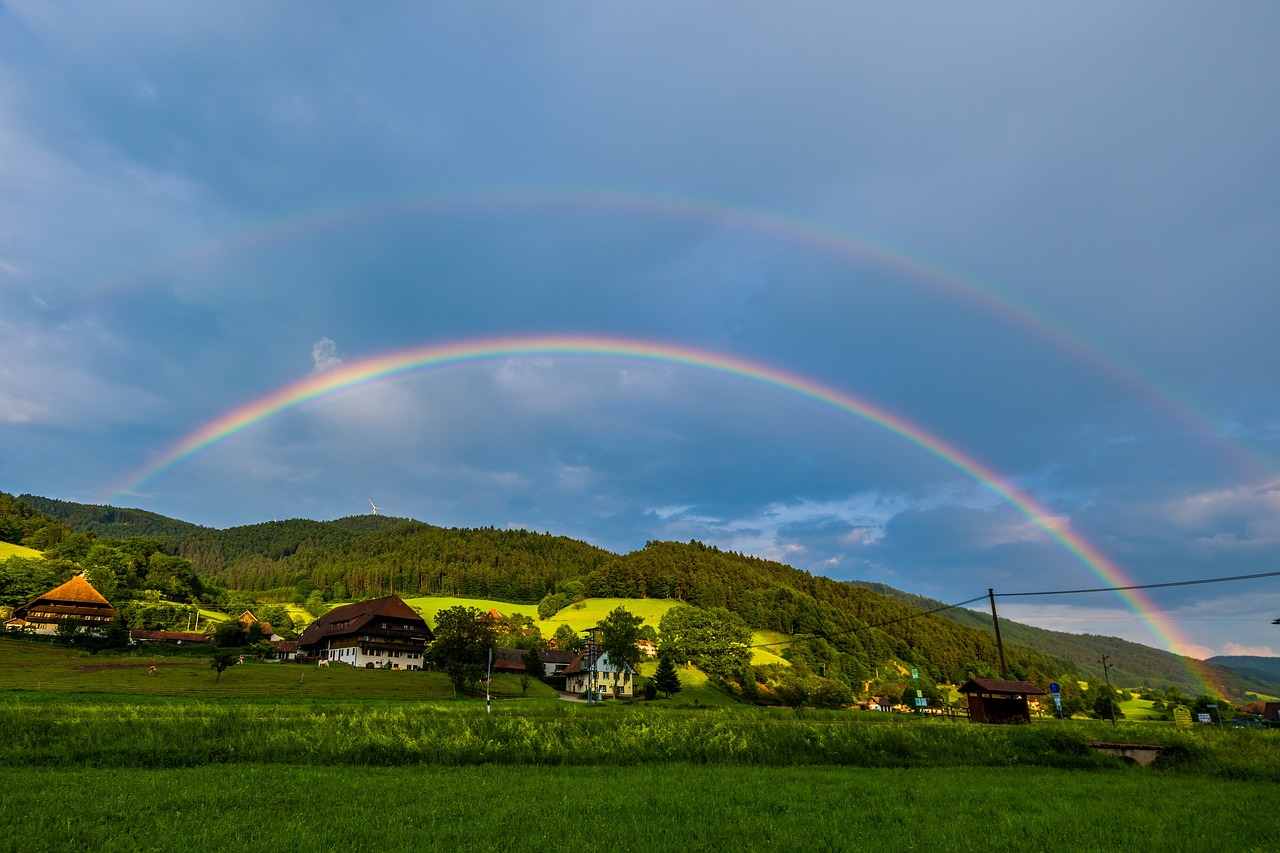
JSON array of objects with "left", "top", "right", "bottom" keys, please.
[{"left": 106, "top": 333, "right": 1211, "bottom": 673}]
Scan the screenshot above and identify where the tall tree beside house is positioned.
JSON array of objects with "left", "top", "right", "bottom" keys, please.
[
  {"left": 597, "top": 606, "right": 644, "bottom": 676},
  {"left": 553, "top": 623, "right": 582, "bottom": 652},
  {"left": 521, "top": 646, "right": 544, "bottom": 681},
  {"left": 653, "top": 654, "right": 682, "bottom": 699},
  {"left": 54, "top": 615, "right": 80, "bottom": 646},
  {"left": 658, "top": 604, "right": 752, "bottom": 681},
  {"left": 429, "top": 606, "right": 497, "bottom": 696}
]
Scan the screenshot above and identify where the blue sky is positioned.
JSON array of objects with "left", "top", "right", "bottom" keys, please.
[{"left": 2, "top": 1, "right": 1279, "bottom": 659}]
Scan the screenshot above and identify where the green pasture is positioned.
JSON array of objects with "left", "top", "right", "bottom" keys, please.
[
  {"left": 0, "top": 540, "right": 41, "bottom": 559},
  {"left": 750, "top": 628, "right": 791, "bottom": 666},
  {"left": 2, "top": 764, "right": 1274, "bottom": 851},
  {"left": 1119, "top": 695, "right": 1167, "bottom": 721},
  {"left": 635, "top": 657, "right": 743, "bottom": 707},
  {"left": 0, "top": 639, "right": 556, "bottom": 701},
  {"left": 402, "top": 594, "right": 541, "bottom": 625},
  {"left": 531, "top": 596, "right": 679, "bottom": 632},
  {"left": 402, "top": 594, "right": 681, "bottom": 635}
]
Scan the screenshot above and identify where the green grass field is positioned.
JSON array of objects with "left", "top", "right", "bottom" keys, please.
[
  {"left": 4, "top": 636, "right": 1278, "bottom": 847},
  {"left": 0, "top": 540, "right": 42, "bottom": 559},
  {"left": 2, "top": 764, "right": 1275, "bottom": 851},
  {"left": 0, "top": 639, "right": 556, "bottom": 701}
]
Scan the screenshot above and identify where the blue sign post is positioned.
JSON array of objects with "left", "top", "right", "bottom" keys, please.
[{"left": 1049, "top": 682, "right": 1063, "bottom": 719}]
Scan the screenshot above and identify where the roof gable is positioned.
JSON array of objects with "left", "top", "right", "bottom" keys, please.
[
  {"left": 296, "top": 595, "right": 431, "bottom": 648},
  {"left": 958, "top": 678, "right": 1047, "bottom": 696},
  {"left": 37, "top": 575, "right": 113, "bottom": 606}
]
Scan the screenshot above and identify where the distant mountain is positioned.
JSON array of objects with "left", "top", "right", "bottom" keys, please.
[
  {"left": 850, "top": 581, "right": 1280, "bottom": 699},
  {"left": 1208, "top": 655, "right": 1280, "bottom": 684},
  {"left": 20, "top": 494, "right": 206, "bottom": 540}
]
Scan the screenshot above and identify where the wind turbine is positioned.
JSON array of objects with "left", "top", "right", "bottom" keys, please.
[{"left": 368, "top": 499, "right": 382, "bottom": 515}]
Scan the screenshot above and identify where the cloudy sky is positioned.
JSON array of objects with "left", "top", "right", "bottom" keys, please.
[{"left": 3, "top": 2, "right": 1278, "bottom": 659}]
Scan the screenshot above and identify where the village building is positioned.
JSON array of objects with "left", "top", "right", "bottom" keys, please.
[
  {"left": 539, "top": 649, "right": 578, "bottom": 677},
  {"left": 296, "top": 595, "right": 433, "bottom": 670},
  {"left": 958, "top": 678, "right": 1047, "bottom": 724},
  {"left": 563, "top": 648, "right": 636, "bottom": 698},
  {"left": 4, "top": 575, "right": 119, "bottom": 635},
  {"left": 237, "top": 610, "right": 284, "bottom": 642},
  {"left": 129, "top": 628, "right": 211, "bottom": 644}
]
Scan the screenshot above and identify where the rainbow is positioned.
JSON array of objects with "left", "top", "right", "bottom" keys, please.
[
  {"left": 73, "top": 186, "right": 1275, "bottom": 483},
  {"left": 105, "top": 333, "right": 1213, "bottom": 672}
]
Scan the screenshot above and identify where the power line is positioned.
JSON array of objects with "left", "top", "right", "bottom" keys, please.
[{"left": 995, "top": 568, "right": 1280, "bottom": 598}]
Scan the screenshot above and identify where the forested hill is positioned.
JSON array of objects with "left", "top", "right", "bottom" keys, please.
[
  {"left": 850, "top": 582, "right": 1279, "bottom": 699},
  {"left": 14, "top": 493, "right": 1069, "bottom": 687}
]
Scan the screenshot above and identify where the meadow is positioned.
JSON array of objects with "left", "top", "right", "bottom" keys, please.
[
  {"left": 3, "top": 638, "right": 1278, "bottom": 849},
  {"left": 0, "top": 540, "right": 41, "bottom": 560}
]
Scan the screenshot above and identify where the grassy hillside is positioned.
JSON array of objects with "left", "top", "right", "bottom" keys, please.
[{"left": 0, "top": 541, "right": 42, "bottom": 560}]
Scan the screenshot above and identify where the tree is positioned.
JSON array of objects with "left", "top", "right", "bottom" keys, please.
[
  {"left": 658, "top": 604, "right": 752, "bottom": 681},
  {"left": 210, "top": 649, "right": 238, "bottom": 683},
  {"left": 429, "top": 606, "right": 496, "bottom": 696},
  {"left": 1091, "top": 684, "right": 1124, "bottom": 721},
  {"left": 597, "top": 606, "right": 644, "bottom": 676},
  {"left": 653, "top": 654, "right": 682, "bottom": 699},
  {"left": 54, "top": 616, "right": 80, "bottom": 646},
  {"left": 521, "top": 646, "right": 545, "bottom": 680},
  {"left": 553, "top": 623, "right": 582, "bottom": 652},
  {"left": 213, "top": 618, "right": 246, "bottom": 647},
  {"left": 81, "top": 618, "right": 131, "bottom": 654}
]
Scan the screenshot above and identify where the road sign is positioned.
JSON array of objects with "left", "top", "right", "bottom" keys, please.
[
  {"left": 1052, "top": 694, "right": 1062, "bottom": 709},
  {"left": 1049, "top": 682, "right": 1060, "bottom": 694},
  {"left": 1173, "top": 707, "right": 1192, "bottom": 728},
  {"left": 1197, "top": 713, "right": 1212, "bottom": 724},
  {"left": 916, "top": 689, "right": 923, "bottom": 699},
  {"left": 914, "top": 697, "right": 927, "bottom": 707},
  {"left": 911, "top": 669, "right": 918, "bottom": 680}
]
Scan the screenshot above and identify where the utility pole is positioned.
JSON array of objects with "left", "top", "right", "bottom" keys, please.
[
  {"left": 1099, "top": 654, "right": 1117, "bottom": 726},
  {"left": 988, "top": 589, "right": 1009, "bottom": 680},
  {"left": 584, "top": 627, "right": 599, "bottom": 705}
]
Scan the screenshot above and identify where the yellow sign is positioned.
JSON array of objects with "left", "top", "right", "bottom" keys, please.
[{"left": 1173, "top": 707, "right": 1192, "bottom": 728}]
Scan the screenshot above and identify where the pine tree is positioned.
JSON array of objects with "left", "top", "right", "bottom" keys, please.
[{"left": 653, "top": 654, "right": 682, "bottom": 699}]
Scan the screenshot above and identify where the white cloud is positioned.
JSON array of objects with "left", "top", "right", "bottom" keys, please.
[
  {"left": 311, "top": 338, "right": 343, "bottom": 373},
  {"left": 1219, "top": 642, "right": 1278, "bottom": 658}
]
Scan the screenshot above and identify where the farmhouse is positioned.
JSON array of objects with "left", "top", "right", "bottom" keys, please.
[
  {"left": 129, "top": 628, "right": 211, "bottom": 644},
  {"left": 958, "top": 678, "right": 1047, "bottom": 724},
  {"left": 563, "top": 649, "right": 636, "bottom": 698},
  {"left": 4, "top": 575, "right": 119, "bottom": 635},
  {"left": 539, "top": 649, "right": 578, "bottom": 676},
  {"left": 237, "top": 610, "right": 284, "bottom": 641},
  {"left": 296, "top": 595, "right": 433, "bottom": 669}
]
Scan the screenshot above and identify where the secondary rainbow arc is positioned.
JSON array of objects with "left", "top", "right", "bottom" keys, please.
[
  {"left": 104, "top": 334, "right": 1212, "bottom": 677},
  {"left": 73, "top": 186, "right": 1276, "bottom": 484}
]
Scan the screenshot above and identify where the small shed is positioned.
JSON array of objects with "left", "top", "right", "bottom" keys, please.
[{"left": 958, "top": 678, "right": 1047, "bottom": 724}]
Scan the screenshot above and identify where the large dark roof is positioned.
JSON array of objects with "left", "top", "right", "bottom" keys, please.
[
  {"left": 958, "top": 678, "right": 1047, "bottom": 696},
  {"left": 13, "top": 575, "right": 119, "bottom": 620},
  {"left": 296, "top": 595, "right": 431, "bottom": 649}
]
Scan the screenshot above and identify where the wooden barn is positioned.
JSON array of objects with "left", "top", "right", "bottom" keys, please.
[
  {"left": 4, "top": 575, "right": 119, "bottom": 635},
  {"left": 959, "top": 678, "right": 1047, "bottom": 724}
]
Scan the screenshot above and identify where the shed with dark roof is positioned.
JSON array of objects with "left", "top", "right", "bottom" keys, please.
[{"left": 958, "top": 678, "right": 1047, "bottom": 724}]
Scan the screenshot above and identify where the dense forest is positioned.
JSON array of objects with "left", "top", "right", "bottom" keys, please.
[{"left": 11, "top": 492, "right": 1272, "bottom": 700}]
